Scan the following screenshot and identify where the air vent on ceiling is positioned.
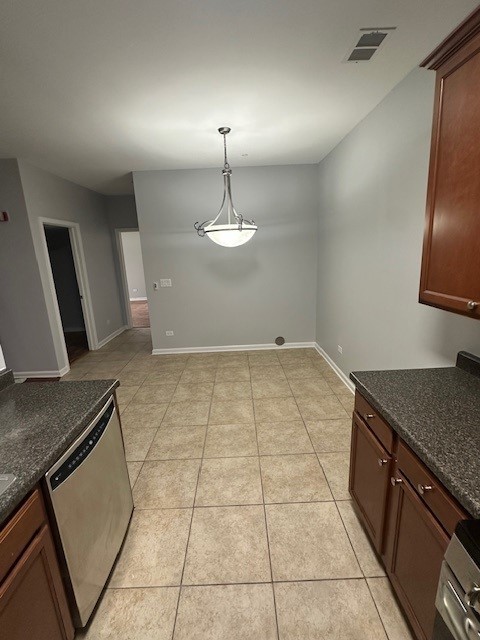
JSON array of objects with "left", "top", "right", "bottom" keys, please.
[
  {"left": 348, "top": 48, "right": 376, "bottom": 62},
  {"left": 343, "top": 27, "right": 396, "bottom": 63}
]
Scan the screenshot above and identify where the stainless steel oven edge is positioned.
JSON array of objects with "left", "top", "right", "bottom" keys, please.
[{"left": 435, "top": 533, "right": 480, "bottom": 640}]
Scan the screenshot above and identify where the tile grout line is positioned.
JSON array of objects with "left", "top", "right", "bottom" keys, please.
[
  {"left": 124, "top": 445, "right": 352, "bottom": 464},
  {"left": 124, "top": 352, "right": 197, "bottom": 637},
  {"left": 107, "top": 575, "right": 369, "bottom": 590},
  {"left": 281, "top": 357, "right": 363, "bottom": 579},
  {"left": 169, "top": 371, "right": 213, "bottom": 640},
  {"left": 364, "top": 576, "right": 393, "bottom": 640},
  {"left": 285, "top": 357, "right": 392, "bottom": 637},
  {"left": 84, "top": 339, "right": 150, "bottom": 487},
  {"left": 252, "top": 360, "right": 282, "bottom": 640},
  {"left": 130, "top": 497, "right": 351, "bottom": 511},
  {"left": 279, "top": 354, "right": 383, "bottom": 639}
]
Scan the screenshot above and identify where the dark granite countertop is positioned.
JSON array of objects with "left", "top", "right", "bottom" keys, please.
[
  {"left": 351, "top": 355, "right": 480, "bottom": 519},
  {"left": 0, "top": 371, "right": 118, "bottom": 525}
]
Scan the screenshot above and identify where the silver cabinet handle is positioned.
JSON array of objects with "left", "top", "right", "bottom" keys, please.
[
  {"left": 417, "top": 484, "right": 433, "bottom": 495},
  {"left": 391, "top": 477, "right": 403, "bottom": 486},
  {"left": 467, "top": 300, "right": 478, "bottom": 310},
  {"left": 364, "top": 413, "right": 375, "bottom": 420},
  {"left": 465, "top": 584, "right": 480, "bottom": 608},
  {"left": 378, "top": 458, "right": 388, "bottom": 466}
]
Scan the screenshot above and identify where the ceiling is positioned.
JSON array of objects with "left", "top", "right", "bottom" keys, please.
[{"left": 0, "top": 0, "right": 477, "bottom": 194}]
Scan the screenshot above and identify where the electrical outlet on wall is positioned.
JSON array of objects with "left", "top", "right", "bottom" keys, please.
[
  {"left": 337, "top": 345, "right": 343, "bottom": 354},
  {"left": 166, "top": 330, "right": 174, "bottom": 336}
]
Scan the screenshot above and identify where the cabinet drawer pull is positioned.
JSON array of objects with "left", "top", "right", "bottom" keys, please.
[
  {"left": 465, "top": 585, "right": 480, "bottom": 608},
  {"left": 378, "top": 458, "right": 388, "bottom": 466},
  {"left": 417, "top": 483, "right": 433, "bottom": 495},
  {"left": 467, "top": 301, "right": 478, "bottom": 310},
  {"left": 391, "top": 477, "right": 403, "bottom": 486},
  {"left": 364, "top": 413, "right": 375, "bottom": 420}
]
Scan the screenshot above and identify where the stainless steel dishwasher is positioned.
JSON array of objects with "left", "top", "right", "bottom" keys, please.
[{"left": 44, "top": 396, "right": 133, "bottom": 627}]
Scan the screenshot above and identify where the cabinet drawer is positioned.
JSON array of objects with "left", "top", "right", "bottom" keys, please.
[
  {"left": 0, "top": 489, "right": 45, "bottom": 584},
  {"left": 397, "top": 441, "right": 467, "bottom": 536},
  {"left": 354, "top": 392, "right": 394, "bottom": 453}
]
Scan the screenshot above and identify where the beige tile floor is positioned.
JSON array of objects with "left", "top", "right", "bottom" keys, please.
[{"left": 72, "top": 329, "right": 414, "bottom": 640}]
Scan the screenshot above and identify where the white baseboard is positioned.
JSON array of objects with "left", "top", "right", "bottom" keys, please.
[
  {"left": 152, "top": 341, "right": 316, "bottom": 355},
  {"left": 129, "top": 297, "right": 148, "bottom": 302},
  {"left": 14, "top": 364, "right": 70, "bottom": 381},
  {"left": 314, "top": 343, "right": 355, "bottom": 393},
  {"left": 95, "top": 325, "right": 127, "bottom": 350}
]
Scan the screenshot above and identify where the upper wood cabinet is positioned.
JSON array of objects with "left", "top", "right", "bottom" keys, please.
[{"left": 419, "top": 8, "right": 480, "bottom": 319}]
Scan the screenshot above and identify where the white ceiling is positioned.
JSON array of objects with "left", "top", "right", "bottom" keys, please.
[{"left": 0, "top": 0, "right": 477, "bottom": 194}]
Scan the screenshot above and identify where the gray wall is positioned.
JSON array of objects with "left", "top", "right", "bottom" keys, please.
[
  {"left": 316, "top": 67, "right": 480, "bottom": 375},
  {"left": 19, "top": 161, "right": 125, "bottom": 349},
  {"left": 121, "top": 231, "right": 147, "bottom": 299},
  {"left": 0, "top": 159, "right": 58, "bottom": 372},
  {"left": 105, "top": 195, "right": 138, "bottom": 230},
  {"left": 106, "top": 195, "right": 139, "bottom": 324},
  {"left": 134, "top": 165, "right": 318, "bottom": 350}
]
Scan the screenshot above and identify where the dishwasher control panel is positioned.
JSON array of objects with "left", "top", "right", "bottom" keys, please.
[{"left": 50, "top": 400, "right": 115, "bottom": 491}]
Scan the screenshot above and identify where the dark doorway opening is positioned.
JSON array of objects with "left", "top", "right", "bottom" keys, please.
[{"left": 44, "top": 225, "right": 89, "bottom": 364}]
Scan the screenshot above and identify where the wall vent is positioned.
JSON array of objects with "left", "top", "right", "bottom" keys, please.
[{"left": 343, "top": 27, "right": 396, "bottom": 63}]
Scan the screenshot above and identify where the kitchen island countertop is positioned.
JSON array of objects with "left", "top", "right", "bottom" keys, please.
[{"left": 0, "top": 370, "right": 118, "bottom": 525}]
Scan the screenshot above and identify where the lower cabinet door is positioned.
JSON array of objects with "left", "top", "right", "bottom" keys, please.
[
  {"left": 386, "top": 472, "right": 449, "bottom": 640},
  {"left": 349, "top": 413, "right": 391, "bottom": 552},
  {"left": 0, "top": 524, "right": 75, "bottom": 640}
]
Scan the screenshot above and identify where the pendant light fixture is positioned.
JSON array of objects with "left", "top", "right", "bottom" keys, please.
[{"left": 194, "top": 127, "right": 257, "bottom": 247}]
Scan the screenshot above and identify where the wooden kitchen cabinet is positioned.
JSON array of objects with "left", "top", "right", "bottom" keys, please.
[
  {"left": 384, "top": 471, "right": 449, "bottom": 640},
  {"left": 419, "top": 8, "right": 480, "bottom": 319},
  {"left": 349, "top": 411, "right": 392, "bottom": 552},
  {"left": 0, "top": 489, "right": 74, "bottom": 640},
  {"left": 349, "top": 391, "right": 468, "bottom": 640}
]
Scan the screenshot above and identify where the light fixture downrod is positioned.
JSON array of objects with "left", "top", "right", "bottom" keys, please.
[{"left": 194, "top": 127, "right": 257, "bottom": 247}]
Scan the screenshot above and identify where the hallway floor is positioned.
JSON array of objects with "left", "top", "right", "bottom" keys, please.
[
  {"left": 130, "top": 300, "right": 150, "bottom": 328},
  {"left": 66, "top": 329, "right": 413, "bottom": 640}
]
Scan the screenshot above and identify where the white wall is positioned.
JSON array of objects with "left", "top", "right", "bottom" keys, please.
[
  {"left": 316, "top": 67, "right": 480, "bottom": 376},
  {"left": 133, "top": 165, "right": 318, "bottom": 351},
  {"left": 121, "top": 231, "right": 147, "bottom": 299},
  {"left": 18, "top": 161, "right": 125, "bottom": 370},
  {"left": 0, "top": 159, "right": 59, "bottom": 373},
  {"left": 0, "top": 344, "right": 5, "bottom": 371}
]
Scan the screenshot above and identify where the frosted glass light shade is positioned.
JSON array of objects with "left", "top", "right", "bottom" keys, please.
[{"left": 204, "top": 223, "right": 257, "bottom": 247}]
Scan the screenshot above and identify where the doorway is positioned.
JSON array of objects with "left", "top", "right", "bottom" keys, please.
[
  {"left": 117, "top": 230, "right": 150, "bottom": 328},
  {"left": 44, "top": 225, "right": 89, "bottom": 363}
]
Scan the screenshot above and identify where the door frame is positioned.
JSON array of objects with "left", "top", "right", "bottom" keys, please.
[
  {"left": 114, "top": 228, "right": 141, "bottom": 329},
  {"left": 39, "top": 217, "right": 98, "bottom": 369}
]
